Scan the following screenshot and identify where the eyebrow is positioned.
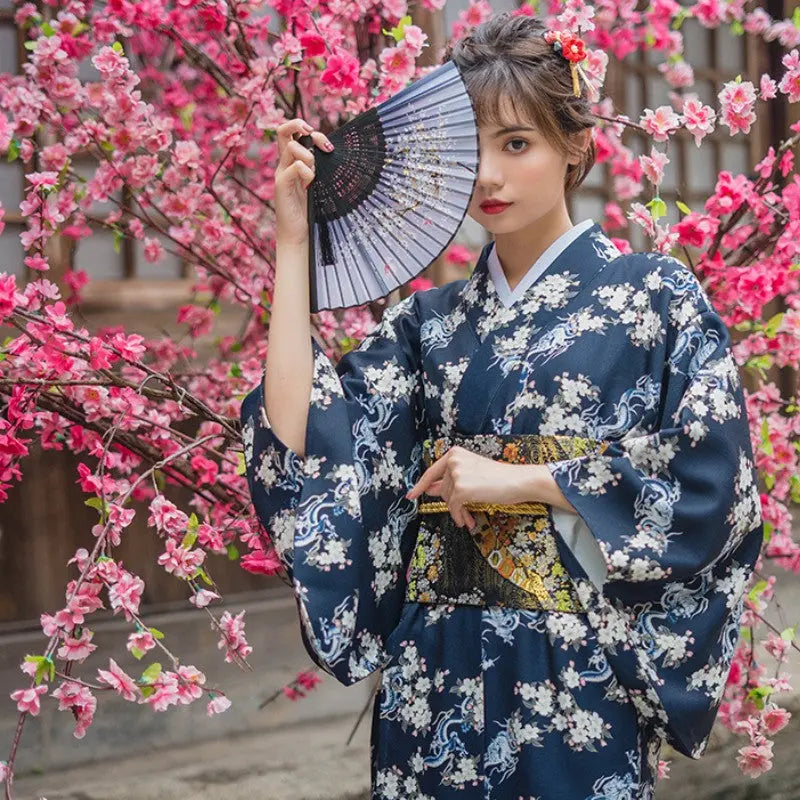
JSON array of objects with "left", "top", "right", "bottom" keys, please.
[{"left": 491, "top": 126, "right": 538, "bottom": 137}]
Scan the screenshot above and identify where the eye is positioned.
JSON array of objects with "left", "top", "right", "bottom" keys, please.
[{"left": 504, "top": 138, "right": 529, "bottom": 153}]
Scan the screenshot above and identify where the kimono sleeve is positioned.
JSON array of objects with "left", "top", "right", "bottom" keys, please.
[
  {"left": 548, "top": 284, "right": 763, "bottom": 758},
  {"left": 240, "top": 292, "right": 425, "bottom": 686}
]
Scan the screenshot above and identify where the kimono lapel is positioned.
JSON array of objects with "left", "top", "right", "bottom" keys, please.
[{"left": 453, "top": 223, "right": 621, "bottom": 434}]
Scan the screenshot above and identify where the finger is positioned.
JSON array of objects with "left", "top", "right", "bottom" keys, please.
[
  {"left": 407, "top": 455, "right": 450, "bottom": 499},
  {"left": 448, "top": 499, "right": 465, "bottom": 528},
  {"left": 277, "top": 118, "right": 314, "bottom": 170},
  {"left": 286, "top": 138, "right": 316, "bottom": 172},
  {"left": 308, "top": 129, "right": 335, "bottom": 152},
  {"left": 427, "top": 479, "right": 444, "bottom": 497},
  {"left": 465, "top": 509, "right": 476, "bottom": 529}
]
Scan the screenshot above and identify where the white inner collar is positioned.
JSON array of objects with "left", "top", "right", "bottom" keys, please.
[{"left": 486, "top": 219, "right": 595, "bottom": 308}]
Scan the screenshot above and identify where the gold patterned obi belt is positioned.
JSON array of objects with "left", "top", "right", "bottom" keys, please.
[{"left": 405, "top": 433, "right": 609, "bottom": 613}]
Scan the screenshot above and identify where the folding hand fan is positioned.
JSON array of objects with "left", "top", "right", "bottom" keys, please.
[{"left": 297, "top": 60, "right": 479, "bottom": 312}]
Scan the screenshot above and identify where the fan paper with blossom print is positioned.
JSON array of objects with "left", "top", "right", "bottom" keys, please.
[{"left": 298, "top": 60, "right": 479, "bottom": 312}]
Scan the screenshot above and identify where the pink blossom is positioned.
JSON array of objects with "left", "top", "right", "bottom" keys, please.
[
  {"left": 10, "top": 684, "right": 48, "bottom": 715},
  {"left": 127, "top": 629, "right": 156, "bottom": 654},
  {"left": 207, "top": 694, "right": 232, "bottom": 715},
  {"left": 296, "top": 670, "right": 322, "bottom": 691},
  {"left": 175, "top": 665, "right": 205, "bottom": 704},
  {"left": 0, "top": 274, "right": 23, "bottom": 321},
  {"left": 189, "top": 588, "right": 220, "bottom": 608},
  {"left": 92, "top": 46, "right": 128, "bottom": 79},
  {"left": 760, "top": 74, "right": 778, "bottom": 101},
  {"left": 299, "top": 31, "right": 326, "bottom": 57},
  {"left": 51, "top": 680, "right": 96, "bottom": 738},
  {"left": 320, "top": 48, "right": 360, "bottom": 93},
  {"left": 640, "top": 106, "right": 681, "bottom": 142},
  {"left": 217, "top": 610, "right": 253, "bottom": 663},
  {"left": 682, "top": 98, "right": 716, "bottom": 147},
  {"left": 107, "top": 570, "right": 144, "bottom": 621},
  {"left": 190, "top": 453, "right": 219, "bottom": 484},
  {"left": 639, "top": 148, "right": 669, "bottom": 186},
  {"left": 57, "top": 628, "right": 97, "bottom": 661},
  {"left": 737, "top": 740, "right": 774, "bottom": 778},
  {"left": 240, "top": 547, "right": 282, "bottom": 575},
  {"left": 400, "top": 26, "right": 427, "bottom": 56},
  {"left": 157, "top": 538, "right": 205, "bottom": 579},
  {"left": 719, "top": 80, "right": 757, "bottom": 136},
  {"left": 780, "top": 50, "right": 800, "bottom": 102},
  {"left": 761, "top": 705, "right": 791, "bottom": 735},
  {"left": 147, "top": 673, "right": 181, "bottom": 712},
  {"left": 409, "top": 276, "right": 434, "bottom": 293},
  {"left": 97, "top": 659, "right": 139, "bottom": 701}
]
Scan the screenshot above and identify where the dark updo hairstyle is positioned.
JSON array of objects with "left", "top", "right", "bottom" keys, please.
[{"left": 442, "top": 13, "right": 597, "bottom": 194}]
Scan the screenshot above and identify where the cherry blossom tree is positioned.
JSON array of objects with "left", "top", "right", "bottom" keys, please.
[{"left": 1, "top": 0, "right": 799, "bottom": 793}]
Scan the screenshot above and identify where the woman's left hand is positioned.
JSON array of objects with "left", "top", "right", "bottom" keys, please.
[{"left": 405, "top": 446, "right": 541, "bottom": 529}]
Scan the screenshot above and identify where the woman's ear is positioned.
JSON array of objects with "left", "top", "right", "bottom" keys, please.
[{"left": 567, "top": 129, "right": 593, "bottom": 166}]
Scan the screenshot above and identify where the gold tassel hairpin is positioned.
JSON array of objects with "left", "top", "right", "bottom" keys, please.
[{"left": 543, "top": 29, "right": 593, "bottom": 99}]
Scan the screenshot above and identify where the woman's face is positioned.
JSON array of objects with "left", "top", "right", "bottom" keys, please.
[{"left": 466, "top": 107, "right": 578, "bottom": 232}]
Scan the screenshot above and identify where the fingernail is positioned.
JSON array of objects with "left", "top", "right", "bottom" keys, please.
[{"left": 324, "top": 141, "right": 334, "bottom": 151}]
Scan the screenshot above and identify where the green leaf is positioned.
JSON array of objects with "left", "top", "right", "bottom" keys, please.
[
  {"left": 730, "top": 20, "right": 744, "bottom": 36},
  {"left": 187, "top": 513, "right": 199, "bottom": 535},
  {"left": 228, "top": 363, "right": 242, "bottom": 378},
  {"left": 209, "top": 299, "right": 221, "bottom": 314},
  {"left": 235, "top": 452, "right": 246, "bottom": 477},
  {"left": 112, "top": 228, "right": 124, "bottom": 254},
  {"left": 747, "top": 685, "right": 774, "bottom": 710},
  {"left": 671, "top": 8, "right": 689, "bottom": 30},
  {"left": 25, "top": 656, "right": 52, "bottom": 686},
  {"left": 140, "top": 685, "right": 155, "bottom": 698},
  {"left": 83, "top": 497, "right": 105, "bottom": 514},
  {"left": 41, "top": 21, "right": 55, "bottom": 37},
  {"left": 24, "top": 40, "right": 36, "bottom": 51},
  {"left": 140, "top": 662, "right": 162, "bottom": 684},
  {"left": 153, "top": 469, "right": 166, "bottom": 491},
  {"left": 739, "top": 626, "right": 752, "bottom": 642},
  {"left": 226, "top": 543, "right": 239, "bottom": 561},
  {"left": 149, "top": 627, "right": 165, "bottom": 640},
  {"left": 764, "top": 312, "right": 784, "bottom": 338},
  {"left": 793, "top": 6, "right": 800, "bottom": 30},
  {"left": 761, "top": 418, "right": 773, "bottom": 456},
  {"left": 196, "top": 568, "right": 214, "bottom": 587},
  {"left": 72, "top": 21, "right": 89, "bottom": 35},
  {"left": 382, "top": 14, "right": 412, "bottom": 42},
  {"left": 675, "top": 200, "right": 692, "bottom": 215},
  {"left": 112, "top": 41, "right": 123, "bottom": 54},
  {"left": 780, "top": 626, "right": 796, "bottom": 643},
  {"left": 790, "top": 263, "right": 800, "bottom": 272},
  {"left": 130, "top": 646, "right": 145, "bottom": 660},
  {"left": 748, "top": 579, "right": 768, "bottom": 602},
  {"left": 647, "top": 197, "right": 667, "bottom": 221},
  {"left": 100, "top": 140, "right": 114, "bottom": 153},
  {"left": 178, "top": 103, "right": 195, "bottom": 132},
  {"left": 7, "top": 139, "right": 19, "bottom": 163},
  {"left": 763, "top": 521, "right": 773, "bottom": 544},
  {"left": 182, "top": 529, "right": 198, "bottom": 549},
  {"left": 764, "top": 473, "right": 775, "bottom": 490}
]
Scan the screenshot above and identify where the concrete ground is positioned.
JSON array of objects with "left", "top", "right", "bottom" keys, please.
[
  {"left": 12, "top": 713, "right": 372, "bottom": 800},
  {"left": 5, "top": 567, "right": 800, "bottom": 800}
]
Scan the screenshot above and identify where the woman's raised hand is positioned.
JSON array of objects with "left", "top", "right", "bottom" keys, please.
[{"left": 274, "top": 118, "right": 334, "bottom": 247}]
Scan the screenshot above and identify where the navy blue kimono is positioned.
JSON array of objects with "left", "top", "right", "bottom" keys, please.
[{"left": 241, "top": 221, "right": 763, "bottom": 799}]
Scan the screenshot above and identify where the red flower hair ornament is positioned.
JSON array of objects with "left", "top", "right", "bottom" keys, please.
[{"left": 543, "top": 30, "right": 593, "bottom": 98}]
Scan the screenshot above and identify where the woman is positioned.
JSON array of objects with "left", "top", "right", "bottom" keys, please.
[{"left": 241, "top": 13, "right": 763, "bottom": 799}]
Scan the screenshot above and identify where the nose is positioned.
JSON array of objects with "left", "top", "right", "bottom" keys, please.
[{"left": 476, "top": 148, "right": 503, "bottom": 192}]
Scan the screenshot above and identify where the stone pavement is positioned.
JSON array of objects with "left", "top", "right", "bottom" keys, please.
[
  {"left": 5, "top": 568, "right": 800, "bottom": 799},
  {"left": 12, "top": 713, "right": 373, "bottom": 800}
]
